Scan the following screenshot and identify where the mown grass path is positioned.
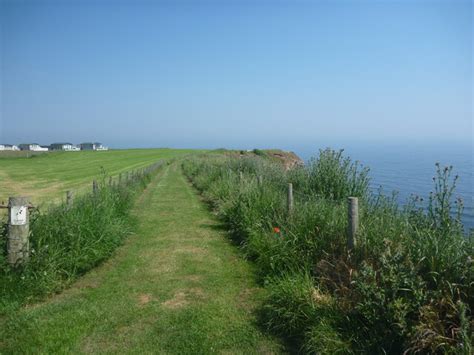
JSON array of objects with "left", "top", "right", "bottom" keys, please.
[{"left": 0, "top": 164, "right": 282, "bottom": 354}]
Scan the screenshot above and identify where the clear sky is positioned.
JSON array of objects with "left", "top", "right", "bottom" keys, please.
[{"left": 1, "top": 0, "right": 472, "bottom": 149}]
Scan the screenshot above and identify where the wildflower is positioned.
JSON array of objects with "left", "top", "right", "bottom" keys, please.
[{"left": 273, "top": 227, "right": 280, "bottom": 233}]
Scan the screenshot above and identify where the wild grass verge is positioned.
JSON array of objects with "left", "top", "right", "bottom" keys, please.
[
  {"left": 0, "top": 163, "right": 163, "bottom": 315},
  {"left": 182, "top": 150, "right": 473, "bottom": 354}
]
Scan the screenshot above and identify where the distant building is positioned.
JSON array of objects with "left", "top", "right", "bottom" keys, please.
[
  {"left": 18, "top": 143, "right": 49, "bottom": 151},
  {"left": 79, "top": 142, "right": 108, "bottom": 151},
  {"left": 50, "top": 143, "right": 80, "bottom": 151},
  {"left": 79, "top": 142, "right": 96, "bottom": 150},
  {"left": 95, "top": 142, "right": 108, "bottom": 151},
  {"left": 0, "top": 144, "right": 20, "bottom": 151}
]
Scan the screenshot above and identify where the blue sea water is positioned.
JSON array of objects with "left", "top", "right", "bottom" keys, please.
[{"left": 290, "top": 142, "right": 473, "bottom": 231}]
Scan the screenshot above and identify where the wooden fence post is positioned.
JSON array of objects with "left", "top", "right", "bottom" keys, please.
[
  {"left": 287, "top": 183, "right": 294, "bottom": 214},
  {"left": 347, "top": 197, "right": 359, "bottom": 250},
  {"left": 239, "top": 171, "right": 243, "bottom": 182},
  {"left": 66, "top": 190, "right": 73, "bottom": 207},
  {"left": 258, "top": 175, "right": 263, "bottom": 186},
  {"left": 93, "top": 180, "right": 98, "bottom": 194},
  {"left": 7, "top": 196, "right": 30, "bottom": 266}
]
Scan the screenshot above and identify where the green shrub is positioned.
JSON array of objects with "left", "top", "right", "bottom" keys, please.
[
  {"left": 262, "top": 273, "right": 349, "bottom": 354},
  {"left": 262, "top": 273, "right": 321, "bottom": 339},
  {"left": 307, "top": 148, "right": 370, "bottom": 200},
  {"left": 303, "top": 320, "right": 352, "bottom": 354}
]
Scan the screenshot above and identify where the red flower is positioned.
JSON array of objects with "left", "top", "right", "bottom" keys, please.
[{"left": 273, "top": 227, "right": 281, "bottom": 233}]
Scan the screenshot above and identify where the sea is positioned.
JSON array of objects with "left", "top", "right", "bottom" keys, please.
[{"left": 289, "top": 142, "right": 473, "bottom": 231}]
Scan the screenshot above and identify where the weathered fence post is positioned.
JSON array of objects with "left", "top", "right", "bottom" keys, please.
[
  {"left": 93, "top": 180, "right": 98, "bottom": 194},
  {"left": 347, "top": 197, "right": 359, "bottom": 250},
  {"left": 239, "top": 171, "right": 243, "bottom": 182},
  {"left": 287, "top": 183, "right": 294, "bottom": 214},
  {"left": 109, "top": 176, "right": 113, "bottom": 186},
  {"left": 258, "top": 175, "right": 263, "bottom": 186},
  {"left": 66, "top": 190, "right": 73, "bottom": 207},
  {"left": 7, "top": 197, "right": 30, "bottom": 266}
]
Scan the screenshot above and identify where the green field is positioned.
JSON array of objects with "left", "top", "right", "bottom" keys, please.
[
  {"left": 0, "top": 162, "right": 282, "bottom": 353},
  {"left": 0, "top": 149, "right": 199, "bottom": 205}
]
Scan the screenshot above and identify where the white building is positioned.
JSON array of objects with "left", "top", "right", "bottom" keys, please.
[
  {"left": 18, "top": 143, "right": 49, "bottom": 151},
  {"left": 79, "top": 142, "right": 109, "bottom": 151},
  {"left": 0, "top": 144, "right": 20, "bottom": 151},
  {"left": 95, "top": 142, "right": 109, "bottom": 151},
  {"left": 50, "top": 143, "right": 80, "bottom": 151}
]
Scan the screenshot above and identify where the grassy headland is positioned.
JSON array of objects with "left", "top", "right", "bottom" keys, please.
[
  {"left": 182, "top": 149, "right": 474, "bottom": 354},
  {"left": 1, "top": 147, "right": 472, "bottom": 353},
  {"left": 0, "top": 163, "right": 282, "bottom": 354}
]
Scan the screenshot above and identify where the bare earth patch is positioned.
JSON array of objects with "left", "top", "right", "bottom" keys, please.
[
  {"left": 188, "top": 287, "right": 205, "bottom": 298},
  {"left": 162, "top": 288, "right": 205, "bottom": 309},
  {"left": 238, "top": 288, "right": 259, "bottom": 311},
  {"left": 173, "top": 246, "right": 208, "bottom": 255},
  {"left": 162, "top": 291, "right": 188, "bottom": 309},
  {"left": 138, "top": 294, "right": 152, "bottom": 306},
  {"left": 183, "top": 275, "right": 202, "bottom": 282}
]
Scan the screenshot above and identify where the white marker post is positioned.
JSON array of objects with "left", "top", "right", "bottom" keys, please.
[{"left": 7, "top": 197, "right": 30, "bottom": 266}]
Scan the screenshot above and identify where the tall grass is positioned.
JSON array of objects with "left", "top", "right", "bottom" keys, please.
[
  {"left": 182, "top": 150, "right": 474, "bottom": 354},
  {"left": 0, "top": 163, "right": 162, "bottom": 314}
]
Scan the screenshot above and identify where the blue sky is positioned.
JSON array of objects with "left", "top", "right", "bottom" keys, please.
[{"left": 1, "top": 0, "right": 472, "bottom": 149}]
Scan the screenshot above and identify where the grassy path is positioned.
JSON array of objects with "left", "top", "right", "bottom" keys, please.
[{"left": 0, "top": 164, "right": 282, "bottom": 354}]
